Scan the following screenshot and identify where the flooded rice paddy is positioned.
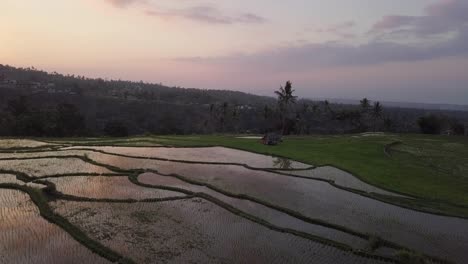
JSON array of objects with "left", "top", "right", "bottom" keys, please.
[
  {"left": 63, "top": 146, "right": 311, "bottom": 169},
  {"left": 0, "top": 139, "right": 54, "bottom": 149},
  {"left": 138, "top": 172, "right": 370, "bottom": 250},
  {"left": 48, "top": 176, "right": 185, "bottom": 200},
  {"left": 276, "top": 166, "right": 407, "bottom": 197},
  {"left": 0, "top": 139, "right": 467, "bottom": 263},
  {"left": 51, "top": 199, "right": 386, "bottom": 264},
  {"left": 0, "top": 158, "right": 112, "bottom": 177},
  {"left": 0, "top": 189, "right": 109, "bottom": 264}
]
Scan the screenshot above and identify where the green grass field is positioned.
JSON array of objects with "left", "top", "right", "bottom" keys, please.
[{"left": 45, "top": 133, "right": 468, "bottom": 217}]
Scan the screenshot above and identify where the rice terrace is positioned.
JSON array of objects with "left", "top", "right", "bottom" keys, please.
[{"left": 1, "top": 134, "right": 468, "bottom": 264}]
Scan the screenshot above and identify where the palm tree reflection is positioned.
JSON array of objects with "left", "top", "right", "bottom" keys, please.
[{"left": 273, "top": 157, "right": 292, "bottom": 169}]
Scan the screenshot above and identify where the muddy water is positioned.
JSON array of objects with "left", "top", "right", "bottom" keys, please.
[
  {"left": 0, "top": 158, "right": 112, "bottom": 177},
  {"left": 0, "top": 174, "right": 23, "bottom": 185},
  {"left": 138, "top": 172, "right": 370, "bottom": 250},
  {"left": 64, "top": 146, "right": 311, "bottom": 169},
  {"left": 0, "top": 150, "right": 89, "bottom": 159},
  {"left": 144, "top": 162, "right": 468, "bottom": 263},
  {"left": 0, "top": 189, "right": 109, "bottom": 264},
  {"left": 52, "top": 199, "right": 387, "bottom": 264},
  {"left": 48, "top": 176, "right": 185, "bottom": 200},
  {"left": 278, "top": 166, "right": 406, "bottom": 197},
  {"left": 0, "top": 139, "right": 54, "bottom": 149},
  {"left": 74, "top": 152, "right": 468, "bottom": 262},
  {"left": 3, "top": 146, "right": 467, "bottom": 262},
  {"left": 0, "top": 174, "right": 46, "bottom": 190}
]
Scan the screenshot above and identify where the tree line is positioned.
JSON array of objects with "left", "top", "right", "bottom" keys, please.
[{"left": 0, "top": 64, "right": 466, "bottom": 137}]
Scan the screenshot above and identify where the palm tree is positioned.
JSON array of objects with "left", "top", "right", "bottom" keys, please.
[
  {"left": 209, "top": 104, "right": 215, "bottom": 115},
  {"left": 323, "top": 100, "right": 332, "bottom": 112},
  {"left": 263, "top": 105, "right": 270, "bottom": 120},
  {"left": 383, "top": 116, "right": 393, "bottom": 132},
  {"left": 359, "top": 98, "right": 371, "bottom": 131},
  {"left": 220, "top": 102, "right": 229, "bottom": 132},
  {"left": 360, "top": 98, "right": 371, "bottom": 112},
  {"left": 274, "top": 81, "right": 297, "bottom": 134},
  {"left": 262, "top": 105, "right": 271, "bottom": 133},
  {"left": 232, "top": 107, "right": 240, "bottom": 133},
  {"left": 322, "top": 100, "right": 335, "bottom": 120},
  {"left": 297, "top": 103, "right": 309, "bottom": 134},
  {"left": 312, "top": 104, "right": 319, "bottom": 114},
  {"left": 371, "top": 101, "right": 383, "bottom": 131}
]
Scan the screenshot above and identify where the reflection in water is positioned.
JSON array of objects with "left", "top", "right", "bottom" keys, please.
[
  {"left": 273, "top": 157, "right": 292, "bottom": 169},
  {"left": 0, "top": 189, "right": 109, "bottom": 263},
  {"left": 63, "top": 146, "right": 312, "bottom": 169}
]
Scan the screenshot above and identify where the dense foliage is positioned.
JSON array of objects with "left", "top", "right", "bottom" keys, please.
[{"left": 0, "top": 64, "right": 466, "bottom": 136}]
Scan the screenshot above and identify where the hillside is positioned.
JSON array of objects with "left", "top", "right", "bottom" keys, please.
[{"left": 1, "top": 64, "right": 467, "bottom": 136}]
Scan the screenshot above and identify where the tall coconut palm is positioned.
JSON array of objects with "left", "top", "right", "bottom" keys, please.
[
  {"left": 360, "top": 98, "right": 371, "bottom": 112},
  {"left": 274, "top": 81, "right": 297, "bottom": 134},
  {"left": 371, "top": 101, "right": 383, "bottom": 131},
  {"left": 263, "top": 105, "right": 270, "bottom": 120},
  {"left": 220, "top": 102, "right": 229, "bottom": 132}
]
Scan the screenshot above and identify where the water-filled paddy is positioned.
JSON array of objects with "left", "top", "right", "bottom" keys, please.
[
  {"left": 1, "top": 144, "right": 467, "bottom": 263},
  {"left": 48, "top": 176, "right": 185, "bottom": 200},
  {"left": 277, "top": 166, "right": 406, "bottom": 197},
  {"left": 0, "top": 174, "right": 23, "bottom": 185},
  {"left": 138, "top": 161, "right": 468, "bottom": 263},
  {"left": 63, "top": 146, "right": 311, "bottom": 169},
  {"left": 51, "top": 199, "right": 386, "bottom": 264},
  {"left": 0, "top": 139, "right": 54, "bottom": 149},
  {"left": 138, "top": 172, "right": 370, "bottom": 250},
  {"left": 0, "top": 158, "right": 112, "bottom": 177},
  {"left": 0, "top": 189, "right": 109, "bottom": 264},
  {"left": 84, "top": 150, "right": 468, "bottom": 262}
]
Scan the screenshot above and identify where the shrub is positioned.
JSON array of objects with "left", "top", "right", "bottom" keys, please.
[
  {"left": 103, "top": 121, "right": 129, "bottom": 137},
  {"left": 417, "top": 115, "right": 443, "bottom": 134}
]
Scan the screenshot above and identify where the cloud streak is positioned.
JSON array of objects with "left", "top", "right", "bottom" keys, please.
[
  {"left": 145, "top": 5, "right": 266, "bottom": 24},
  {"left": 370, "top": 0, "right": 468, "bottom": 38},
  {"left": 316, "top": 21, "right": 356, "bottom": 39},
  {"left": 178, "top": 0, "right": 468, "bottom": 71},
  {"left": 104, "top": 0, "right": 266, "bottom": 25}
]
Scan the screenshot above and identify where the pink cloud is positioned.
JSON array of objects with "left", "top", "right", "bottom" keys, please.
[{"left": 371, "top": 16, "right": 416, "bottom": 31}]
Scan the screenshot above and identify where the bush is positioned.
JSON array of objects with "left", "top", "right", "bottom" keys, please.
[
  {"left": 103, "top": 121, "right": 128, "bottom": 137},
  {"left": 450, "top": 121, "right": 465, "bottom": 135},
  {"left": 418, "top": 115, "right": 443, "bottom": 134}
]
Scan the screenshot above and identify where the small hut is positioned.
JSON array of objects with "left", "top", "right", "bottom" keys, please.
[{"left": 261, "top": 132, "right": 283, "bottom": 145}]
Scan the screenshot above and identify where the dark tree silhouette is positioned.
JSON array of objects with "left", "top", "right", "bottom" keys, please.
[
  {"left": 360, "top": 98, "right": 371, "bottom": 112},
  {"left": 263, "top": 105, "right": 271, "bottom": 120},
  {"left": 55, "top": 103, "right": 85, "bottom": 137},
  {"left": 275, "top": 81, "right": 297, "bottom": 134},
  {"left": 383, "top": 117, "right": 394, "bottom": 132},
  {"left": 418, "top": 115, "right": 443, "bottom": 134},
  {"left": 104, "top": 121, "right": 129, "bottom": 137},
  {"left": 219, "top": 102, "right": 229, "bottom": 132},
  {"left": 371, "top": 101, "right": 383, "bottom": 131},
  {"left": 6, "top": 96, "right": 29, "bottom": 117}
]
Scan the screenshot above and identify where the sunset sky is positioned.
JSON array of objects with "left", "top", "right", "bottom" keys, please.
[{"left": 1, "top": 0, "right": 467, "bottom": 104}]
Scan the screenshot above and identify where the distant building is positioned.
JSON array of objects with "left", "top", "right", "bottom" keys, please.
[
  {"left": 442, "top": 129, "right": 453, "bottom": 136},
  {"left": 16, "top": 81, "right": 41, "bottom": 89},
  {"left": 237, "top": 105, "right": 253, "bottom": 110},
  {"left": 2, "top": 79, "right": 17, "bottom": 85}
]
